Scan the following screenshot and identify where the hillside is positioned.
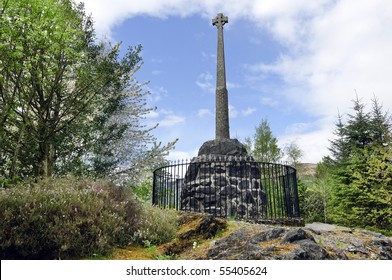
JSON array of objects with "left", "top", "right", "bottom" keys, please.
[{"left": 296, "top": 163, "right": 318, "bottom": 179}]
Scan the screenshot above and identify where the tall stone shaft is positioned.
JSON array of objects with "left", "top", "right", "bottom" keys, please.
[{"left": 212, "top": 13, "right": 230, "bottom": 140}]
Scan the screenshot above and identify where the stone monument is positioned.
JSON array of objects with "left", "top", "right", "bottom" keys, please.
[
  {"left": 180, "top": 13, "right": 266, "bottom": 219},
  {"left": 198, "top": 13, "right": 248, "bottom": 158}
]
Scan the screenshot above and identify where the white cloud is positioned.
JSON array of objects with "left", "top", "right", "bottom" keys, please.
[
  {"left": 145, "top": 111, "right": 159, "bottom": 119},
  {"left": 81, "top": 0, "right": 392, "bottom": 162},
  {"left": 198, "top": 109, "right": 214, "bottom": 118},
  {"left": 167, "top": 150, "right": 198, "bottom": 162},
  {"left": 285, "top": 122, "right": 315, "bottom": 135},
  {"left": 227, "top": 81, "right": 241, "bottom": 90},
  {"left": 81, "top": 0, "right": 258, "bottom": 37},
  {"left": 260, "top": 97, "right": 279, "bottom": 108},
  {"left": 196, "top": 72, "right": 214, "bottom": 92},
  {"left": 242, "top": 107, "right": 257, "bottom": 116},
  {"left": 201, "top": 51, "right": 216, "bottom": 62},
  {"left": 154, "top": 109, "right": 186, "bottom": 127},
  {"left": 160, "top": 114, "right": 185, "bottom": 127},
  {"left": 229, "top": 104, "right": 238, "bottom": 118},
  {"left": 147, "top": 86, "right": 168, "bottom": 102},
  {"left": 250, "top": 0, "right": 392, "bottom": 119},
  {"left": 279, "top": 118, "right": 333, "bottom": 163},
  {"left": 280, "top": 128, "right": 331, "bottom": 163}
]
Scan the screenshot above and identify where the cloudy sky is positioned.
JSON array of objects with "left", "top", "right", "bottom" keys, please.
[{"left": 81, "top": 0, "right": 392, "bottom": 163}]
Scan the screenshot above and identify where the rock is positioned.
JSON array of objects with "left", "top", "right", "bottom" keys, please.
[
  {"left": 305, "top": 222, "right": 338, "bottom": 233},
  {"left": 254, "top": 228, "right": 286, "bottom": 242},
  {"left": 286, "top": 239, "right": 328, "bottom": 260},
  {"left": 305, "top": 222, "right": 351, "bottom": 234},
  {"left": 198, "top": 139, "right": 248, "bottom": 156},
  {"left": 168, "top": 213, "right": 392, "bottom": 261},
  {"left": 281, "top": 228, "right": 315, "bottom": 244},
  {"left": 162, "top": 212, "right": 227, "bottom": 256},
  {"left": 207, "top": 227, "right": 262, "bottom": 260},
  {"left": 206, "top": 225, "right": 329, "bottom": 260}
]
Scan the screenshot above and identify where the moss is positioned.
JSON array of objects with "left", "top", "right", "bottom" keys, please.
[{"left": 259, "top": 239, "right": 300, "bottom": 255}]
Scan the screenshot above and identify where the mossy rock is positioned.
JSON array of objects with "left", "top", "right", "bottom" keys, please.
[{"left": 162, "top": 212, "right": 227, "bottom": 255}]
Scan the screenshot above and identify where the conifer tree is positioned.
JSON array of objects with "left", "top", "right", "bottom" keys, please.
[{"left": 328, "top": 96, "right": 392, "bottom": 232}]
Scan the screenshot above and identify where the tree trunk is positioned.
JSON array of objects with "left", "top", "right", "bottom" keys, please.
[
  {"left": 9, "top": 125, "right": 25, "bottom": 178},
  {"left": 36, "top": 120, "right": 55, "bottom": 177},
  {"left": 37, "top": 143, "right": 55, "bottom": 177}
]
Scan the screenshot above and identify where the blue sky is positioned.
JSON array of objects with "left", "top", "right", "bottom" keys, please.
[{"left": 81, "top": 0, "right": 392, "bottom": 163}]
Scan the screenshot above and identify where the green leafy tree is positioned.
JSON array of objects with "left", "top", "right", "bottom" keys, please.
[
  {"left": 243, "top": 136, "right": 253, "bottom": 156},
  {"left": 284, "top": 141, "right": 303, "bottom": 167},
  {"left": 247, "top": 118, "right": 282, "bottom": 162},
  {"left": 0, "top": 0, "right": 175, "bottom": 181}
]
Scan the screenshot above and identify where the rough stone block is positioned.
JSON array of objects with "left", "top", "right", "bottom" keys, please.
[
  {"left": 181, "top": 154, "right": 268, "bottom": 220},
  {"left": 239, "top": 180, "right": 250, "bottom": 190},
  {"left": 198, "top": 139, "right": 248, "bottom": 157},
  {"left": 214, "top": 176, "right": 228, "bottom": 187}
]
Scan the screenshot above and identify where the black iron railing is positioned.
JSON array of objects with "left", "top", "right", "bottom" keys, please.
[{"left": 153, "top": 158, "right": 301, "bottom": 224}]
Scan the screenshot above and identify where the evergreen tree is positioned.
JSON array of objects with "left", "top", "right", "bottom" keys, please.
[
  {"left": 346, "top": 96, "right": 372, "bottom": 150},
  {"left": 329, "top": 111, "right": 350, "bottom": 165},
  {"left": 328, "top": 96, "right": 392, "bottom": 232},
  {"left": 349, "top": 146, "right": 392, "bottom": 231},
  {"left": 370, "top": 96, "right": 391, "bottom": 146}
]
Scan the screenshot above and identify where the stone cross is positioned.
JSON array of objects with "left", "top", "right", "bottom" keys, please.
[{"left": 212, "top": 13, "right": 230, "bottom": 140}]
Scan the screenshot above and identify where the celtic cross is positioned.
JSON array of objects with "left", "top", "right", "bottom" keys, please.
[{"left": 212, "top": 13, "right": 230, "bottom": 139}]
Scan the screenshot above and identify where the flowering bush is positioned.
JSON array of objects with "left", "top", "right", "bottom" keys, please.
[
  {"left": 133, "top": 204, "right": 178, "bottom": 245},
  {"left": 0, "top": 177, "right": 142, "bottom": 259}
]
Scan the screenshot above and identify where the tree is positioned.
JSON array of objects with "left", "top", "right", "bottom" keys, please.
[
  {"left": 247, "top": 118, "right": 282, "bottom": 162},
  {"left": 327, "top": 96, "right": 392, "bottom": 232},
  {"left": 346, "top": 96, "right": 372, "bottom": 150},
  {"left": 350, "top": 146, "right": 392, "bottom": 230},
  {"left": 243, "top": 136, "right": 253, "bottom": 156},
  {"left": 0, "top": 0, "right": 175, "bottom": 181},
  {"left": 370, "top": 96, "right": 391, "bottom": 146},
  {"left": 284, "top": 141, "right": 303, "bottom": 167},
  {"left": 328, "top": 111, "right": 350, "bottom": 165}
]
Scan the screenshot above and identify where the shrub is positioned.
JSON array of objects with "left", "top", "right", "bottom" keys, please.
[
  {"left": 133, "top": 204, "right": 178, "bottom": 245},
  {"left": 0, "top": 177, "right": 142, "bottom": 259}
]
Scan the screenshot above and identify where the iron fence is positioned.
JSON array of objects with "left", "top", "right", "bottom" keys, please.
[{"left": 153, "top": 157, "right": 301, "bottom": 224}]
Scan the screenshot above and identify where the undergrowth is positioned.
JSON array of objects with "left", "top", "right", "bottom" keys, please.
[
  {"left": 0, "top": 177, "right": 142, "bottom": 259},
  {"left": 0, "top": 177, "right": 180, "bottom": 259}
]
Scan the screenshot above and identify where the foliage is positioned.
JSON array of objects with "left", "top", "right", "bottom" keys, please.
[
  {"left": 298, "top": 161, "right": 334, "bottom": 223},
  {"left": 327, "top": 96, "right": 392, "bottom": 232},
  {"left": 0, "top": 176, "right": 22, "bottom": 188},
  {"left": 133, "top": 204, "right": 178, "bottom": 245},
  {"left": 332, "top": 146, "right": 392, "bottom": 231},
  {"left": 131, "top": 179, "right": 153, "bottom": 203},
  {"left": 297, "top": 95, "right": 392, "bottom": 234},
  {"left": 246, "top": 118, "right": 282, "bottom": 162},
  {"left": 0, "top": 0, "right": 175, "bottom": 182},
  {"left": 284, "top": 141, "right": 303, "bottom": 168},
  {"left": 0, "top": 177, "right": 143, "bottom": 259}
]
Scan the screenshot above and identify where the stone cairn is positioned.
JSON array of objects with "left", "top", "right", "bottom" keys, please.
[
  {"left": 180, "top": 140, "right": 267, "bottom": 219},
  {"left": 180, "top": 14, "right": 267, "bottom": 219}
]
